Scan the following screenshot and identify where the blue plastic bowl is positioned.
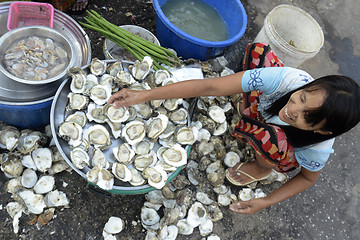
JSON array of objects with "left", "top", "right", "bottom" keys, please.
[
  {"left": 153, "top": 0, "right": 247, "bottom": 60},
  {"left": 0, "top": 98, "right": 53, "bottom": 129}
]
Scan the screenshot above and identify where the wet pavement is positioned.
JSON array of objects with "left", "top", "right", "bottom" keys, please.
[{"left": 1, "top": 0, "right": 359, "bottom": 239}]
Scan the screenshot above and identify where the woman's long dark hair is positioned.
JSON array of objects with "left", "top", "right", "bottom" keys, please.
[{"left": 265, "top": 75, "right": 360, "bottom": 148}]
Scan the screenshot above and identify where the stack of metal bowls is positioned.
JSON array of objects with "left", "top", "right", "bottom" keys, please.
[{"left": 0, "top": 25, "right": 77, "bottom": 129}]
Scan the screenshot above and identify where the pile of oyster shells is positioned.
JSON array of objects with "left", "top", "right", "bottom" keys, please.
[
  {"left": 0, "top": 123, "right": 71, "bottom": 233},
  {"left": 137, "top": 57, "right": 288, "bottom": 240},
  {"left": 58, "top": 57, "right": 203, "bottom": 190}
]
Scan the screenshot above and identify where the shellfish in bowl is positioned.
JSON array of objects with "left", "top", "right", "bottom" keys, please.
[{"left": 0, "top": 26, "right": 76, "bottom": 85}]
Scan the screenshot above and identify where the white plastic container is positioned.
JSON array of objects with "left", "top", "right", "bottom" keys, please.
[{"left": 253, "top": 4, "right": 324, "bottom": 68}]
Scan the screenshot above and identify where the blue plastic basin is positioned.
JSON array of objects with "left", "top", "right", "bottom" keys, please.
[
  {"left": 0, "top": 97, "right": 53, "bottom": 129},
  {"left": 153, "top": 0, "right": 247, "bottom": 60}
]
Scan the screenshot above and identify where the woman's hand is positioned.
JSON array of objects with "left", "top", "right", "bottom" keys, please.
[
  {"left": 229, "top": 198, "right": 269, "bottom": 214},
  {"left": 107, "top": 88, "right": 147, "bottom": 108}
]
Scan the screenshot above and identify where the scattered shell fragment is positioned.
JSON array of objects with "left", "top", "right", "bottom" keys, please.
[
  {"left": 33, "top": 175, "right": 55, "bottom": 194},
  {"left": 21, "top": 168, "right": 38, "bottom": 188},
  {"left": 104, "top": 216, "right": 125, "bottom": 234}
]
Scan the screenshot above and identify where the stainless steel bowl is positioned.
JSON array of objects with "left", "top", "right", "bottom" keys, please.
[{"left": 0, "top": 26, "right": 76, "bottom": 85}]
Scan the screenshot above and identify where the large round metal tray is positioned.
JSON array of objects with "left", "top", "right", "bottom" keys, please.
[
  {"left": 50, "top": 59, "right": 187, "bottom": 195},
  {"left": 0, "top": 2, "right": 91, "bottom": 103}
]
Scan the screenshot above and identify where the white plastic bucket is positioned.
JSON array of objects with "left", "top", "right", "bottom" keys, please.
[{"left": 253, "top": 4, "right": 324, "bottom": 68}]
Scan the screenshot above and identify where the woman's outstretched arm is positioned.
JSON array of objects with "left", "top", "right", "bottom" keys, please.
[
  {"left": 229, "top": 168, "right": 321, "bottom": 214},
  {"left": 108, "top": 71, "right": 246, "bottom": 107}
]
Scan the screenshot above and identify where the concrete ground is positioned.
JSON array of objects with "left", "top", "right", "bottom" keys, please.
[{"left": 222, "top": 1, "right": 360, "bottom": 239}]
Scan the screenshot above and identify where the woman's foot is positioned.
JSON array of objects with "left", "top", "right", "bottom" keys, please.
[{"left": 226, "top": 161, "right": 272, "bottom": 186}]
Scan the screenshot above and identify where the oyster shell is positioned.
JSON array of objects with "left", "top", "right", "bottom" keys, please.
[
  {"left": 177, "top": 219, "right": 194, "bottom": 235},
  {"left": 31, "top": 147, "right": 52, "bottom": 173},
  {"left": 104, "top": 104, "right": 129, "bottom": 123},
  {"left": 107, "top": 60, "right": 123, "bottom": 76},
  {"left": 21, "top": 168, "right": 38, "bottom": 188},
  {"left": 91, "top": 147, "right": 110, "bottom": 169},
  {"left": 169, "top": 108, "right": 188, "bottom": 125},
  {"left": 223, "top": 151, "right": 240, "bottom": 168},
  {"left": 99, "top": 73, "right": 115, "bottom": 90},
  {"left": 106, "top": 120, "right": 122, "bottom": 139},
  {"left": 238, "top": 188, "right": 255, "bottom": 201},
  {"left": 104, "top": 216, "right": 125, "bottom": 234},
  {"left": 90, "top": 58, "right": 107, "bottom": 76},
  {"left": 174, "top": 126, "right": 198, "bottom": 145},
  {"left": 86, "top": 165, "right": 100, "bottom": 184},
  {"left": 97, "top": 168, "right": 114, "bottom": 190},
  {"left": 199, "top": 218, "right": 213, "bottom": 236},
  {"left": 133, "top": 103, "right": 153, "bottom": 120},
  {"left": 69, "top": 67, "right": 87, "bottom": 93},
  {"left": 0, "top": 125, "right": 20, "bottom": 151},
  {"left": 208, "top": 105, "right": 226, "bottom": 123},
  {"left": 141, "top": 206, "right": 160, "bottom": 226},
  {"left": 158, "top": 121, "right": 176, "bottom": 141},
  {"left": 134, "top": 150, "right": 157, "bottom": 171},
  {"left": 65, "top": 111, "right": 87, "bottom": 127},
  {"left": 187, "top": 202, "right": 208, "bottom": 228},
  {"left": 1, "top": 153, "right": 23, "bottom": 177},
  {"left": 112, "top": 143, "right": 135, "bottom": 166},
  {"left": 89, "top": 84, "right": 112, "bottom": 106},
  {"left": 0, "top": 127, "right": 19, "bottom": 152},
  {"left": 121, "top": 120, "right": 146, "bottom": 145},
  {"left": 146, "top": 114, "right": 169, "bottom": 141},
  {"left": 133, "top": 139, "right": 154, "bottom": 155},
  {"left": 18, "top": 130, "right": 47, "bottom": 154},
  {"left": 83, "top": 74, "right": 99, "bottom": 95},
  {"left": 58, "top": 121, "right": 83, "bottom": 147},
  {"left": 66, "top": 93, "right": 89, "bottom": 111},
  {"left": 130, "top": 56, "right": 153, "bottom": 80},
  {"left": 153, "top": 69, "right": 171, "bottom": 86},
  {"left": 115, "top": 70, "right": 136, "bottom": 87},
  {"left": 33, "top": 175, "right": 55, "bottom": 194},
  {"left": 70, "top": 147, "right": 90, "bottom": 169},
  {"left": 44, "top": 189, "right": 69, "bottom": 207},
  {"left": 112, "top": 162, "right": 132, "bottom": 182},
  {"left": 86, "top": 103, "right": 106, "bottom": 123},
  {"left": 83, "top": 124, "right": 112, "bottom": 150},
  {"left": 5, "top": 177, "right": 23, "bottom": 194},
  {"left": 17, "top": 189, "right": 46, "bottom": 214},
  {"left": 6, "top": 201, "right": 25, "bottom": 219},
  {"left": 129, "top": 168, "right": 146, "bottom": 186},
  {"left": 163, "top": 98, "right": 183, "bottom": 112},
  {"left": 150, "top": 99, "right": 164, "bottom": 109},
  {"left": 162, "top": 144, "right": 187, "bottom": 167},
  {"left": 143, "top": 165, "right": 168, "bottom": 189},
  {"left": 213, "top": 121, "right": 228, "bottom": 136}
]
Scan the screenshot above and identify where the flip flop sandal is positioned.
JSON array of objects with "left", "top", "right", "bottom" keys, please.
[{"left": 225, "top": 162, "right": 272, "bottom": 187}]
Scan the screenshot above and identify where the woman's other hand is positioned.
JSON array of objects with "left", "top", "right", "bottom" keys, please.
[
  {"left": 108, "top": 88, "right": 146, "bottom": 108},
  {"left": 229, "top": 198, "right": 269, "bottom": 214}
]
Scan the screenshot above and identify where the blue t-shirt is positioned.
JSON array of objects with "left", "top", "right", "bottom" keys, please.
[{"left": 241, "top": 67, "right": 334, "bottom": 172}]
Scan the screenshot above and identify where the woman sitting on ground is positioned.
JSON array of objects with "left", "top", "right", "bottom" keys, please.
[{"left": 108, "top": 43, "right": 360, "bottom": 214}]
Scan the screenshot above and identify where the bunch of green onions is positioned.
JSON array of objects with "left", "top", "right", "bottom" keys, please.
[{"left": 80, "top": 10, "right": 181, "bottom": 71}]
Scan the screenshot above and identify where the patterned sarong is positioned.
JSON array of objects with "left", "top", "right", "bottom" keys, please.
[{"left": 232, "top": 42, "right": 299, "bottom": 173}]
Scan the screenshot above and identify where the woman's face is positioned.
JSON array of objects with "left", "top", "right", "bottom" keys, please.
[{"left": 278, "top": 88, "right": 328, "bottom": 132}]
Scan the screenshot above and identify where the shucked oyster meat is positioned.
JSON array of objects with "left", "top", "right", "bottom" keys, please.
[
  {"left": 121, "top": 120, "right": 146, "bottom": 145},
  {"left": 83, "top": 124, "right": 112, "bottom": 150}
]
